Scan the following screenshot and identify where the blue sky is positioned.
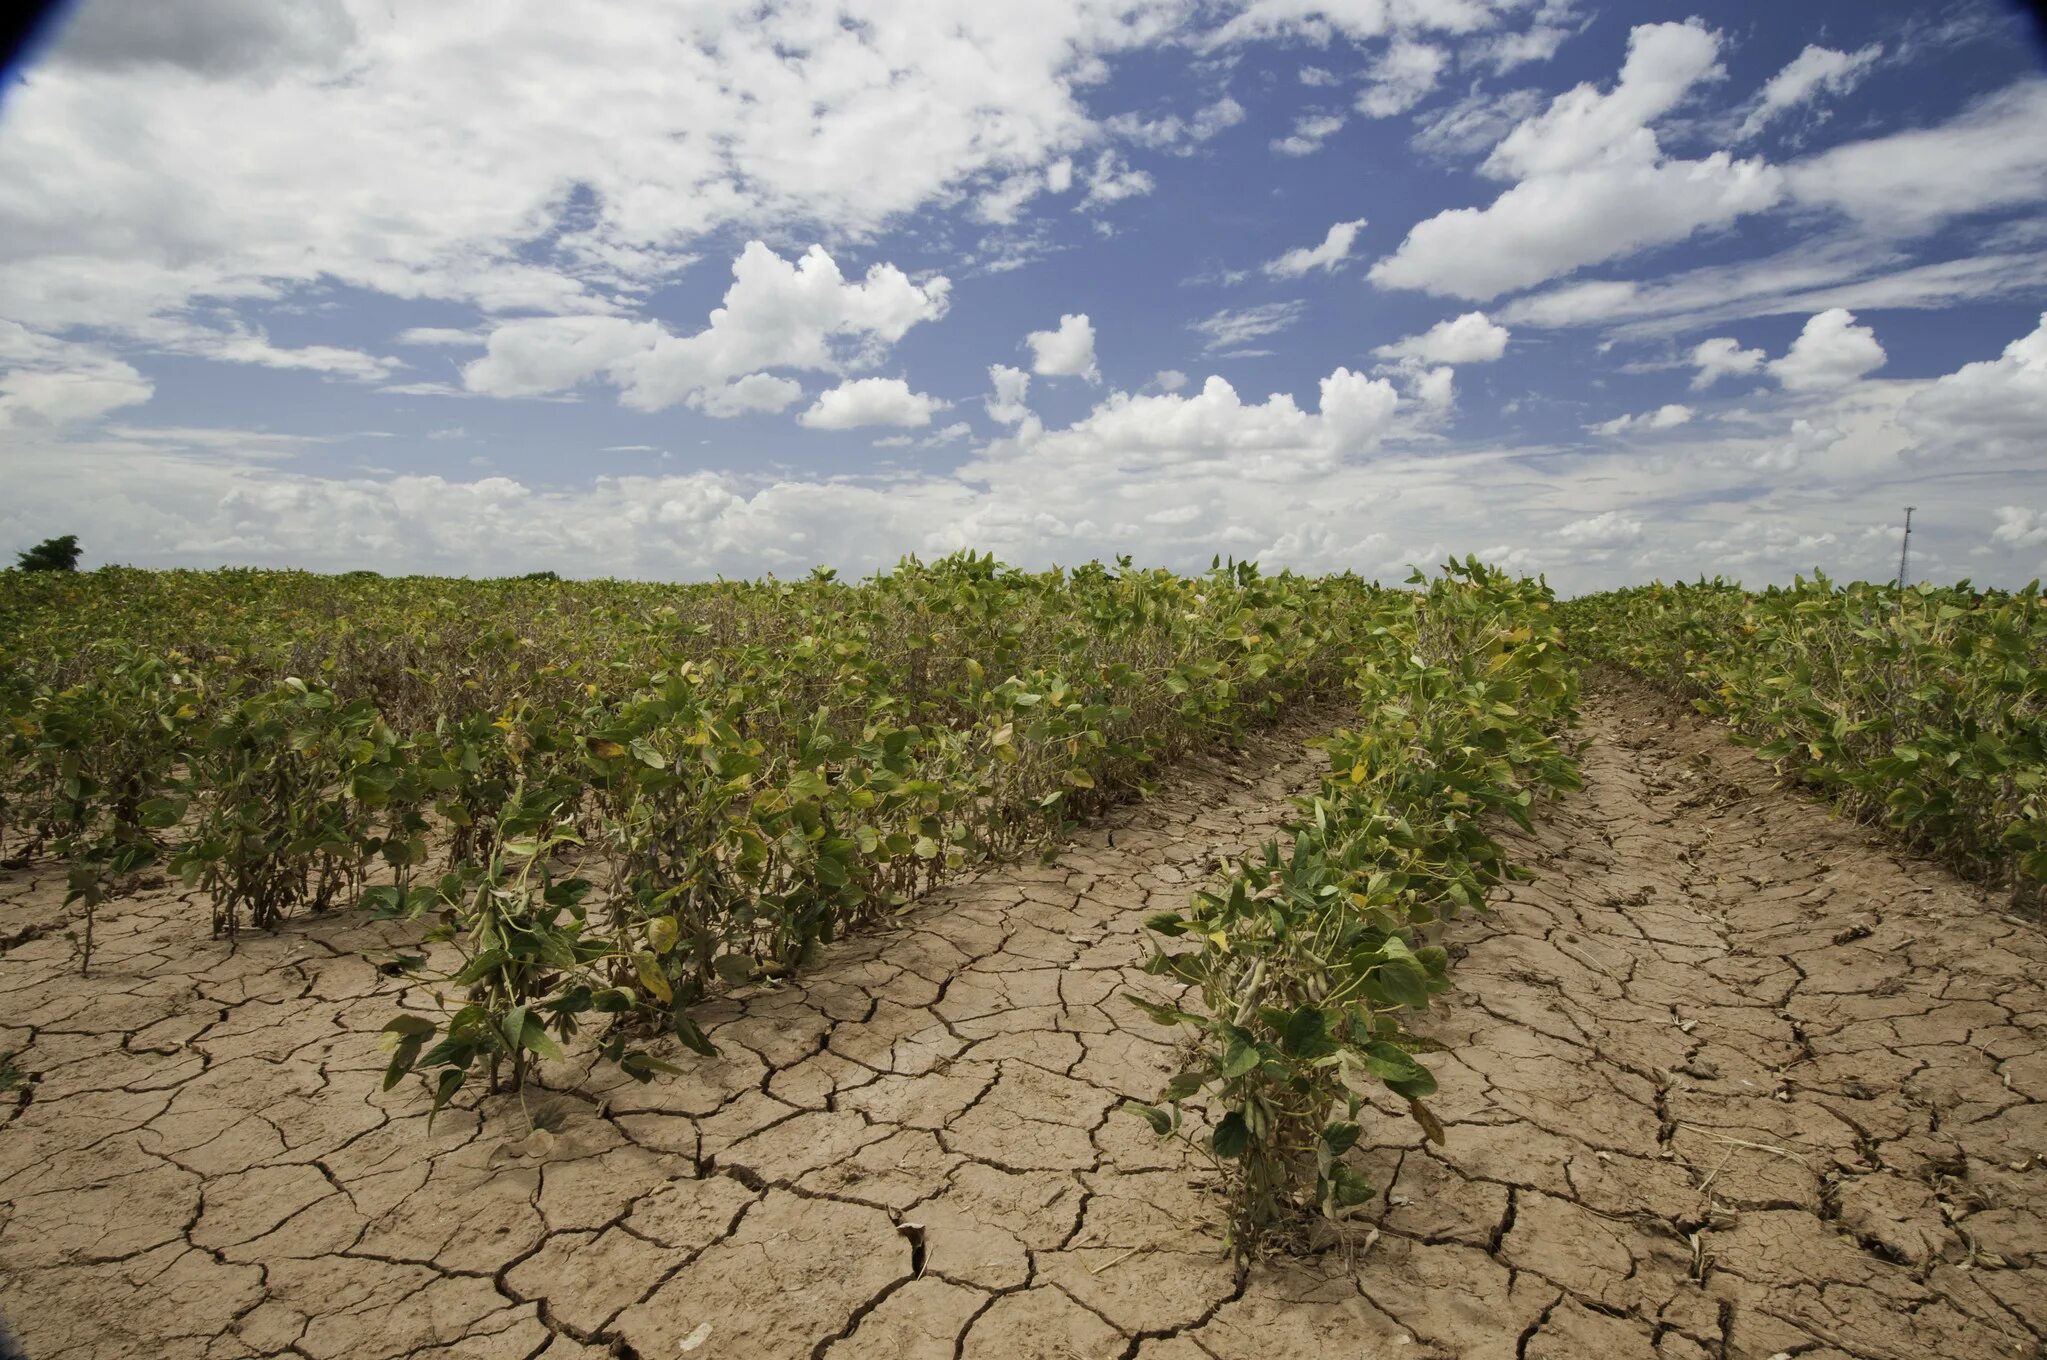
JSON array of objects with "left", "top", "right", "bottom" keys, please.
[{"left": 2, "top": 0, "right": 2045, "bottom": 590}]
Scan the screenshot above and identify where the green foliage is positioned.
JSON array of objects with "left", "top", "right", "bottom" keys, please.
[
  {"left": 14, "top": 535, "right": 81, "bottom": 572},
  {"left": 0, "top": 646, "right": 201, "bottom": 968},
  {"left": 0, "top": 554, "right": 1401, "bottom": 1106},
  {"left": 1563, "top": 575, "right": 2046, "bottom": 907},
  {"left": 1127, "top": 559, "right": 1581, "bottom": 1256},
  {"left": 171, "top": 678, "right": 418, "bottom": 937}
]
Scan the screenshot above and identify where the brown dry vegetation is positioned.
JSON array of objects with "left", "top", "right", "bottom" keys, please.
[{"left": 0, "top": 673, "right": 2042, "bottom": 1359}]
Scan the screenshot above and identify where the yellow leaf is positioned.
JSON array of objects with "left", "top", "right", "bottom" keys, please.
[
  {"left": 636, "top": 957, "right": 673, "bottom": 1005},
  {"left": 589, "top": 739, "right": 626, "bottom": 759}
]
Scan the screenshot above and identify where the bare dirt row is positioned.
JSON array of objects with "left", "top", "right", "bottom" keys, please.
[{"left": 0, "top": 675, "right": 2041, "bottom": 1359}]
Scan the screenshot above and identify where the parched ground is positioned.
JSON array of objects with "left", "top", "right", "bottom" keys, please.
[{"left": 0, "top": 675, "right": 2042, "bottom": 1360}]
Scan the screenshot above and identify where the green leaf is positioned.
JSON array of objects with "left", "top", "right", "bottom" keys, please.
[
  {"left": 672, "top": 1011, "right": 718, "bottom": 1057},
  {"left": 1220, "top": 1028, "right": 1262, "bottom": 1079},
  {"left": 1211, "top": 1110, "right": 1250, "bottom": 1160},
  {"left": 1124, "top": 1100, "right": 1173, "bottom": 1136}
]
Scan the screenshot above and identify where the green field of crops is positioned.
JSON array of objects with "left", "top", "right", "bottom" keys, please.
[
  {"left": 1563, "top": 576, "right": 2047, "bottom": 910},
  {"left": 3, "top": 556, "right": 2042, "bottom": 1256}
]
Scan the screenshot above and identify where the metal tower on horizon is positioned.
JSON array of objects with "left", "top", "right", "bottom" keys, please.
[{"left": 1896, "top": 506, "right": 1914, "bottom": 587}]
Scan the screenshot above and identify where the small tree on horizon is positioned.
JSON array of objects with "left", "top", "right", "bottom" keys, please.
[{"left": 15, "top": 534, "right": 82, "bottom": 572}]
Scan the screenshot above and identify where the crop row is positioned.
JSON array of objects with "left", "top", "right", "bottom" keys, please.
[
  {"left": 1562, "top": 575, "right": 2047, "bottom": 908},
  {"left": 0, "top": 555, "right": 1395, "bottom": 1104},
  {"left": 1128, "top": 559, "right": 1581, "bottom": 1253}
]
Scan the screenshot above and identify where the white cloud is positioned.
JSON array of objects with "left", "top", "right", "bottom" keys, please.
[
  {"left": 1271, "top": 113, "right": 1346, "bottom": 157},
  {"left": 396, "top": 327, "right": 486, "bottom": 347},
  {"left": 1410, "top": 87, "right": 1543, "bottom": 162},
  {"left": 1371, "top": 22, "right": 1782, "bottom": 301},
  {"left": 696, "top": 373, "right": 805, "bottom": 418},
  {"left": 1263, "top": 218, "right": 1367, "bottom": 278},
  {"left": 462, "top": 242, "right": 948, "bottom": 411},
  {"left": 1199, "top": 0, "right": 1503, "bottom": 51},
  {"left": 1373, "top": 311, "right": 1509, "bottom": 364},
  {"left": 966, "top": 367, "right": 1401, "bottom": 480},
  {"left": 1466, "top": 0, "right": 1579, "bottom": 74},
  {"left": 1768, "top": 309, "right": 1884, "bottom": 391},
  {"left": 1556, "top": 510, "right": 1644, "bottom": 545},
  {"left": 0, "top": 361, "right": 154, "bottom": 429},
  {"left": 986, "top": 364, "right": 1032, "bottom": 424},
  {"left": 1371, "top": 154, "right": 1780, "bottom": 301},
  {"left": 1689, "top": 336, "right": 1767, "bottom": 389},
  {"left": 1356, "top": 41, "right": 1446, "bottom": 119},
  {"left": 1735, "top": 43, "right": 1883, "bottom": 141},
  {"left": 1785, "top": 80, "right": 2047, "bottom": 234},
  {"left": 1992, "top": 506, "right": 2047, "bottom": 549},
  {"left": 1106, "top": 95, "right": 1246, "bottom": 152},
  {"left": 1078, "top": 150, "right": 1155, "bottom": 210},
  {"left": 1750, "top": 417, "right": 1844, "bottom": 472},
  {"left": 162, "top": 323, "right": 398, "bottom": 380},
  {"left": 797, "top": 377, "right": 943, "bottom": 430},
  {"left": 1154, "top": 369, "right": 1188, "bottom": 392},
  {"left": 1899, "top": 312, "right": 2046, "bottom": 459},
  {"left": 1479, "top": 20, "right": 1723, "bottom": 181},
  {"left": 1590, "top": 403, "right": 1692, "bottom": 435},
  {"left": 0, "top": 1, "right": 1160, "bottom": 336},
  {"left": 920, "top": 421, "right": 973, "bottom": 447},
  {"left": 1298, "top": 66, "right": 1337, "bottom": 87},
  {"left": 1026, "top": 313, "right": 1099, "bottom": 380},
  {"left": 1410, "top": 365, "right": 1456, "bottom": 408},
  {"left": 0, "top": 322, "right": 155, "bottom": 428},
  {"left": 49, "top": 0, "right": 356, "bottom": 76},
  {"left": 1189, "top": 301, "right": 1304, "bottom": 353},
  {"left": 1502, "top": 238, "right": 2047, "bottom": 339}
]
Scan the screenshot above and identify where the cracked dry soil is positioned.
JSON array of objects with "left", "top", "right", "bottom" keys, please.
[{"left": 0, "top": 674, "right": 2043, "bottom": 1360}]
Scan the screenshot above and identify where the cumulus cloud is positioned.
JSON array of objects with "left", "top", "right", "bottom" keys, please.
[
  {"left": 1263, "top": 219, "right": 1367, "bottom": 278},
  {"left": 1154, "top": 369, "right": 1188, "bottom": 392},
  {"left": 1556, "top": 510, "right": 1645, "bottom": 545},
  {"left": 968, "top": 368, "right": 1401, "bottom": 480},
  {"left": 1993, "top": 506, "right": 2047, "bottom": 549},
  {"left": 696, "top": 373, "right": 805, "bottom": 418},
  {"left": 0, "top": 2, "right": 1147, "bottom": 336},
  {"left": 1899, "top": 312, "right": 2046, "bottom": 458},
  {"left": 0, "top": 323, "right": 154, "bottom": 428},
  {"left": 1374, "top": 311, "right": 1509, "bottom": 365},
  {"left": 1689, "top": 336, "right": 1767, "bottom": 389},
  {"left": 1271, "top": 113, "right": 1346, "bottom": 158},
  {"left": 1106, "top": 95, "right": 1246, "bottom": 152},
  {"left": 797, "top": 378, "right": 943, "bottom": 430},
  {"left": 1735, "top": 43, "right": 1883, "bottom": 141},
  {"left": 1466, "top": 0, "right": 1580, "bottom": 74},
  {"left": 986, "top": 364, "right": 1032, "bottom": 424},
  {"left": 462, "top": 242, "right": 948, "bottom": 412},
  {"left": 1372, "top": 22, "right": 1783, "bottom": 301},
  {"left": 1590, "top": 403, "right": 1693, "bottom": 435},
  {"left": 1357, "top": 41, "right": 1446, "bottom": 118},
  {"left": 1768, "top": 309, "right": 1885, "bottom": 391},
  {"left": 1026, "top": 314, "right": 1099, "bottom": 380},
  {"left": 1078, "top": 150, "right": 1155, "bottom": 210}
]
